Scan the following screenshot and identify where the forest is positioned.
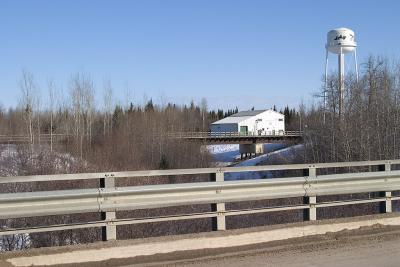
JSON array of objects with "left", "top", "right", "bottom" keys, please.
[
  {"left": 304, "top": 56, "right": 400, "bottom": 163},
  {"left": 0, "top": 70, "right": 301, "bottom": 173}
]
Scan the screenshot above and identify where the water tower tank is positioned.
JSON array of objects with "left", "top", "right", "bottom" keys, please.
[{"left": 326, "top": 28, "right": 356, "bottom": 54}]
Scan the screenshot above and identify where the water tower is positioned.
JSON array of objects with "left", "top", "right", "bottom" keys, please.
[{"left": 325, "top": 28, "right": 358, "bottom": 118}]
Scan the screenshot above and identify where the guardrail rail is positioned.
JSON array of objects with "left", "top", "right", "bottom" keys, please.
[{"left": 1, "top": 159, "right": 399, "bottom": 241}]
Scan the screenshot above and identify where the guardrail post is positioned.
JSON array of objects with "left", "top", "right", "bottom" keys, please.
[
  {"left": 210, "top": 171, "right": 226, "bottom": 231},
  {"left": 303, "top": 166, "right": 317, "bottom": 221},
  {"left": 379, "top": 162, "right": 392, "bottom": 213},
  {"left": 304, "top": 196, "right": 317, "bottom": 221},
  {"left": 382, "top": 191, "right": 392, "bottom": 213},
  {"left": 100, "top": 174, "right": 117, "bottom": 241}
]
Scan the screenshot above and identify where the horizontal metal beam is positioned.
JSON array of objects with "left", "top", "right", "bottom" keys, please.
[
  {"left": 0, "top": 221, "right": 107, "bottom": 236},
  {"left": 0, "top": 189, "right": 100, "bottom": 219},
  {"left": 0, "top": 205, "right": 310, "bottom": 237},
  {"left": 2, "top": 170, "right": 400, "bottom": 220},
  {"left": 0, "top": 195, "right": 394, "bottom": 237},
  {"left": 2, "top": 159, "right": 400, "bottom": 184}
]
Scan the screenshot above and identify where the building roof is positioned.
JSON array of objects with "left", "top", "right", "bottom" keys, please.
[
  {"left": 211, "top": 109, "right": 283, "bottom": 125},
  {"left": 211, "top": 116, "right": 253, "bottom": 125},
  {"left": 230, "top": 110, "right": 266, "bottom": 117}
]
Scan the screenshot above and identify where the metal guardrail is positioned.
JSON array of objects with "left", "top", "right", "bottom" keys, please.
[{"left": 0, "top": 159, "right": 399, "bottom": 241}]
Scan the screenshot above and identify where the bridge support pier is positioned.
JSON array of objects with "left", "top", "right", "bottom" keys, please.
[
  {"left": 100, "top": 175, "right": 117, "bottom": 241},
  {"left": 210, "top": 171, "right": 226, "bottom": 231},
  {"left": 239, "top": 144, "right": 264, "bottom": 159}
]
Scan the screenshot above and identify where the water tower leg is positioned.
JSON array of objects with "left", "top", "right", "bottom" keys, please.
[
  {"left": 338, "top": 52, "right": 345, "bottom": 117},
  {"left": 324, "top": 49, "right": 329, "bottom": 124},
  {"left": 354, "top": 49, "right": 359, "bottom": 83}
]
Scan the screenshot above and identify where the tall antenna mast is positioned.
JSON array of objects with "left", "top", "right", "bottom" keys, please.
[{"left": 325, "top": 28, "right": 358, "bottom": 119}]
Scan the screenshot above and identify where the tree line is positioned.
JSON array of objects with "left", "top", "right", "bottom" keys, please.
[
  {"left": 3, "top": 55, "right": 399, "bottom": 250},
  {"left": 0, "top": 70, "right": 300, "bottom": 172},
  {"left": 303, "top": 55, "right": 400, "bottom": 164}
]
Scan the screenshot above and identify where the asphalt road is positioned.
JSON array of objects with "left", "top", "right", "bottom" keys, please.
[{"left": 160, "top": 227, "right": 400, "bottom": 267}]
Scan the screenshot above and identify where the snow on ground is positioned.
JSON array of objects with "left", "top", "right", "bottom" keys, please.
[
  {"left": 0, "top": 144, "right": 19, "bottom": 176},
  {"left": 207, "top": 144, "right": 239, "bottom": 154},
  {"left": 206, "top": 143, "right": 287, "bottom": 166},
  {"left": 205, "top": 144, "right": 239, "bottom": 166},
  {"left": 205, "top": 143, "right": 302, "bottom": 180},
  {"left": 0, "top": 145, "right": 30, "bottom": 251},
  {"left": 0, "top": 144, "right": 85, "bottom": 251},
  {"left": 234, "top": 144, "right": 303, "bottom": 167},
  {"left": 0, "top": 144, "right": 87, "bottom": 178},
  {"left": 224, "top": 144, "right": 304, "bottom": 181}
]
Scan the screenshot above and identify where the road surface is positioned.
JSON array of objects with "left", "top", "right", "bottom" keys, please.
[{"left": 158, "top": 226, "right": 400, "bottom": 267}]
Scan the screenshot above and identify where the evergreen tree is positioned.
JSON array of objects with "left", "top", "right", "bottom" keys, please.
[
  {"left": 112, "top": 105, "right": 124, "bottom": 129},
  {"left": 145, "top": 99, "right": 154, "bottom": 112},
  {"left": 158, "top": 153, "right": 169, "bottom": 169}
]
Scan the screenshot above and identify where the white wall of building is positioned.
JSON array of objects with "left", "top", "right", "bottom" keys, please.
[
  {"left": 239, "top": 110, "right": 284, "bottom": 135},
  {"left": 210, "top": 110, "right": 285, "bottom": 135}
]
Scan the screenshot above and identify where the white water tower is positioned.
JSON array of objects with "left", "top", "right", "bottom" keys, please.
[{"left": 325, "top": 27, "right": 358, "bottom": 118}]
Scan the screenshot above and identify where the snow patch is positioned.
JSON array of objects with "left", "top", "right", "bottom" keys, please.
[
  {"left": 207, "top": 144, "right": 239, "bottom": 154},
  {"left": 225, "top": 144, "right": 304, "bottom": 180},
  {"left": 0, "top": 144, "right": 86, "bottom": 251},
  {"left": 206, "top": 143, "right": 287, "bottom": 165}
]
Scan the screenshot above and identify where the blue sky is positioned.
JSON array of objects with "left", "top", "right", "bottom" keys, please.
[{"left": 1, "top": 0, "right": 400, "bottom": 111}]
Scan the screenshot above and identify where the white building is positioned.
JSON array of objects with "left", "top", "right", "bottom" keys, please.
[{"left": 210, "top": 109, "right": 285, "bottom": 135}]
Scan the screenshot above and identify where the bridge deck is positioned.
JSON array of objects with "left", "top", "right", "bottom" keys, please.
[
  {"left": 0, "top": 134, "right": 70, "bottom": 144},
  {"left": 168, "top": 131, "right": 303, "bottom": 144},
  {"left": 0, "top": 131, "right": 303, "bottom": 145}
]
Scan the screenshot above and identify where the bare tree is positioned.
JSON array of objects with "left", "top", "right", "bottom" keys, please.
[
  {"left": 70, "top": 73, "right": 95, "bottom": 158},
  {"left": 19, "top": 69, "right": 37, "bottom": 150},
  {"left": 304, "top": 56, "right": 400, "bottom": 164},
  {"left": 102, "top": 80, "right": 113, "bottom": 136},
  {"left": 47, "top": 79, "right": 56, "bottom": 151},
  {"left": 200, "top": 97, "right": 208, "bottom": 131}
]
